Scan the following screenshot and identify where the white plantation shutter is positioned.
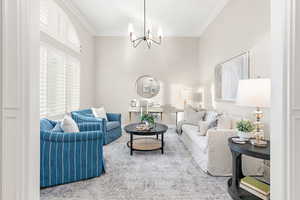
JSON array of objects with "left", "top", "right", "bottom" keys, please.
[
  {"left": 40, "top": 0, "right": 49, "bottom": 27},
  {"left": 40, "top": 0, "right": 81, "bottom": 118},
  {"left": 66, "top": 57, "right": 80, "bottom": 112},
  {"left": 67, "top": 24, "right": 81, "bottom": 52},
  {"left": 40, "top": 44, "right": 80, "bottom": 118},
  {"left": 47, "top": 47, "right": 66, "bottom": 116},
  {"left": 40, "top": 46, "right": 48, "bottom": 118},
  {"left": 40, "top": 0, "right": 81, "bottom": 53}
]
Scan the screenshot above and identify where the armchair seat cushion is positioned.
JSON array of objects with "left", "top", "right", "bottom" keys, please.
[{"left": 107, "top": 121, "right": 121, "bottom": 131}]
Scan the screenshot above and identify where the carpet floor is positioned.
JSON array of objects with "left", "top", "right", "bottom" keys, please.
[{"left": 41, "top": 125, "right": 231, "bottom": 200}]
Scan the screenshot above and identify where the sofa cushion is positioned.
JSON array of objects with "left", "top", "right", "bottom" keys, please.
[
  {"left": 40, "top": 119, "right": 54, "bottom": 131},
  {"left": 182, "top": 124, "right": 208, "bottom": 152},
  {"left": 184, "top": 105, "right": 205, "bottom": 125},
  {"left": 92, "top": 107, "right": 108, "bottom": 121},
  {"left": 204, "top": 111, "right": 219, "bottom": 128},
  {"left": 61, "top": 115, "right": 80, "bottom": 133},
  {"left": 52, "top": 122, "right": 64, "bottom": 132},
  {"left": 107, "top": 121, "right": 120, "bottom": 131},
  {"left": 198, "top": 121, "right": 211, "bottom": 136}
]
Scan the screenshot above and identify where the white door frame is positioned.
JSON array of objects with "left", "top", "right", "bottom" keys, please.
[
  {"left": 271, "top": 0, "right": 300, "bottom": 199},
  {"left": 0, "top": 0, "right": 40, "bottom": 199},
  {"left": 0, "top": 0, "right": 297, "bottom": 199}
]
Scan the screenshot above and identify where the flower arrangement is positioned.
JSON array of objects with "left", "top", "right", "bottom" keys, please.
[
  {"left": 236, "top": 120, "right": 255, "bottom": 133},
  {"left": 141, "top": 113, "right": 155, "bottom": 125},
  {"left": 236, "top": 120, "right": 255, "bottom": 140}
]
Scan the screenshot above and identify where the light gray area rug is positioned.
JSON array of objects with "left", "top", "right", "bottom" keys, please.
[{"left": 41, "top": 126, "right": 231, "bottom": 200}]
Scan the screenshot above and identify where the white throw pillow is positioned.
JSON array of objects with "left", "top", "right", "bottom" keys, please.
[
  {"left": 198, "top": 121, "right": 211, "bottom": 136},
  {"left": 184, "top": 105, "right": 206, "bottom": 125},
  {"left": 61, "top": 115, "right": 80, "bottom": 133},
  {"left": 92, "top": 107, "right": 108, "bottom": 121},
  {"left": 217, "top": 115, "right": 232, "bottom": 129}
]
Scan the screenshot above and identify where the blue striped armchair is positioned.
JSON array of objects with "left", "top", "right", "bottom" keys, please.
[
  {"left": 71, "top": 109, "right": 122, "bottom": 145},
  {"left": 40, "top": 118, "right": 105, "bottom": 188}
]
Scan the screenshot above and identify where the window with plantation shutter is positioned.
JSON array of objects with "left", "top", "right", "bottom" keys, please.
[
  {"left": 40, "top": 0, "right": 81, "bottom": 53},
  {"left": 40, "top": 0, "right": 81, "bottom": 118},
  {"left": 66, "top": 57, "right": 80, "bottom": 112},
  {"left": 40, "top": 46, "right": 48, "bottom": 118},
  {"left": 46, "top": 46, "right": 66, "bottom": 117},
  {"left": 40, "top": 0, "right": 49, "bottom": 27}
]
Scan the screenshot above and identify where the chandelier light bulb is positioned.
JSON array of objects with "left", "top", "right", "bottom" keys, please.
[
  {"left": 158, "top": 28, "right": 163, "bottom": 38},
  {"left": 128, "top": 23, "right": 134, "bottom": 34}
]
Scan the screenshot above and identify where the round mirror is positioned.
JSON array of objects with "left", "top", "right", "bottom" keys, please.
[{"left": 135, "top": 75, "right": 160, "bottom": 98}]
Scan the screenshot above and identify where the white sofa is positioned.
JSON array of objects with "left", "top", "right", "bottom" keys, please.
[{"left": 180, "top": 121, "right": 264, "bottom": 176}]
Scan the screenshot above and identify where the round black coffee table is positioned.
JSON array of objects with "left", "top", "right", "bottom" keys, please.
[
  {"left": 124, "top": 123, "right": 168, "bottom": 155},
  {"left": 228, "top": 137, "right": 270, "bottom": 200}
]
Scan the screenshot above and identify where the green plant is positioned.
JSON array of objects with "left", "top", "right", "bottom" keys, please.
[
  {"left": 236, "top": 120, "right": 255, "bottom": 133},
  {"left": 141, "top": 113, "right": 155, "bottom": 124}
]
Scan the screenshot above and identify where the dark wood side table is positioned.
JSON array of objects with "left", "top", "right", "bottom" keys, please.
[{"left": 228, "top": 137, "right": 270, "bottom": 200}]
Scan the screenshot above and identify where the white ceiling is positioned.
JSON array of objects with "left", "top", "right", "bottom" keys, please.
[{"left": 71, "top": 0, "right": 229, "bottom": 37}]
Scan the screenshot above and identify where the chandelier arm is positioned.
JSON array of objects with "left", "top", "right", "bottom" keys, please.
[
  {"left": 133, "top": 38, "right": 143, "bottom": 48},
  {"left": 149, "top": 38, "right": 162, "bottom": 45},
  {"left": 146, "top": 41, "right": 151, "bottom": 49},
  {"left": 132, "top": 37, "right": 144, "bottom": 43},
  {"left": 144, "top": 0, "right": 146, "bottom": 36}
]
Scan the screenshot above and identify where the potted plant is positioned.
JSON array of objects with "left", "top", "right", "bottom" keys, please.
[
  {"left": 141, "top": 113, "right": 155, "bottom": 128},
  {"left": 236, "top": 120, "right": 255, "bottom": 140}
]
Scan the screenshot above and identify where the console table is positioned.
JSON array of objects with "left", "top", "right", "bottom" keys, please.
[
  {"left": 227, "top": 137, "right": 270, "bottom": 200},
  {"left": 128, "top": 107, "right": 163, "bottom": 121}
]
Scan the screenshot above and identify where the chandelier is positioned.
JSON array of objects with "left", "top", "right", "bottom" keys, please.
[{"left": 129, "top": 0, "right": 163, "bottom": 49}]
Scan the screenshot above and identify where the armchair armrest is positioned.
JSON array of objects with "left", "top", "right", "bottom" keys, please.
[
  {"left": 41, "top": 130, "right": 103, "bottom": 143},
  {"left": 77, "top": 122, "right": 102, "bottom": 132},
  {"left": 107, "top": 113, "right": 121, "bottom": 122},
  {"left": 71, "top": 112, "right": 105, "bottom": 123}
]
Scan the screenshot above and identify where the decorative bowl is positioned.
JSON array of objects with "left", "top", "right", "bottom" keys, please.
[{"left": 237, "top": 131, "right": 253, "bottom": 141}]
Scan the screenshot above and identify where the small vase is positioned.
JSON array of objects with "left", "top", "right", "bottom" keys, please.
[{"left": 237, "top": 131, "right": 252, "bottom": 141}]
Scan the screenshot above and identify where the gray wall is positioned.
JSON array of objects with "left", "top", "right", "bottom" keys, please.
[
  {"left": 95, "top": 37, "right": 201, "bottom": 124},
  {"left": 197, "top": 0, "right": 271, "bottom": 138}
]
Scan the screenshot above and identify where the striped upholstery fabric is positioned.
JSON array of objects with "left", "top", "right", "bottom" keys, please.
[
  {"left": 40, "top": 118, "right": 105, "bottom": 188},
  {"left": 71, "top": 109, "right": 122, "bottom": 145}
]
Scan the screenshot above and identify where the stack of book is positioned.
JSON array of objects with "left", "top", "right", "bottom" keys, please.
[{"left": 240, "top": 176, "right": 270, "bottom": 200}]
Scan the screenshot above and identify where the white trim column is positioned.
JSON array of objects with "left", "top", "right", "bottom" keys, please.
[
  {"left": 271, "top": 0, "right": 300, "bottom": 199},
  {"left": 1, "top": 0, "right": 40, "bottom": 199}
]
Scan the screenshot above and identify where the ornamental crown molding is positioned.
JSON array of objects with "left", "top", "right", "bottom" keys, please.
[{"left": 58, "top": 0, "right": 97, "bottom": 36}]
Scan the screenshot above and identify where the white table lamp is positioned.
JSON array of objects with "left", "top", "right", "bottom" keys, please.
[{"left": 236, "top": 78, "right": 271, "bottom": 139}]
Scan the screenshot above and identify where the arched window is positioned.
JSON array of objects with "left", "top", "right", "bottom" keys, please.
[{"left": 40, "top": 0, "right": 81, "bottom": 118}]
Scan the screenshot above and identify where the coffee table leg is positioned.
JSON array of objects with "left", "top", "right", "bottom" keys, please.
[
  {"left": 161, "top": 133, "right": 164, "bottom": 154},
  {"left": 130, "top": 133, "right": 133, "bottom": 156},
  {"left": 156, "top": 133, "right": 158, "bottom": 140}
]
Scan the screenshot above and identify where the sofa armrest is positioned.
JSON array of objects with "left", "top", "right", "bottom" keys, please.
[
  {"left": 107, "top": 113, "right": 121, "bottom": 122},
  {"left": 207, "top": 129, "right": 237, "bottom": 151},
  {"left": 205, "top": 129, "right": 237, "bottom": 176},
  {"left": 207, "top": 129, "right": 237, "bottom": 140}
]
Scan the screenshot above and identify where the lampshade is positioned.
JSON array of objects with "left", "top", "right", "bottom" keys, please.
[{"left": 236, "top": 79, "right": 271, "bottom": 108}]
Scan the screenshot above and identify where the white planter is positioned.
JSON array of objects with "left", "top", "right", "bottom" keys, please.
[{"left": 237, "top": 131, "right": 253, "bottom": 140}]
